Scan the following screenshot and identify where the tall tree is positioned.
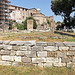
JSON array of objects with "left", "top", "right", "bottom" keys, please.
[{"left": 51, "top": 0, "right": 74, "bottom": 26}]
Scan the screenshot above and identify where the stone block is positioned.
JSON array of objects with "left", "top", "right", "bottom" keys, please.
[
  {"left": 12, "top": 62, "right": 19, "bottom": 66},
  {"left": 0, "top": 61, "right": 11, "bottom": 66},
  {"left": 57, "top": 52, "right": 66, "bottom": 58},
  {"left": 0, "top": 40, "right": 3, "bottom": 44},
  {"left": 67, "top": 51, "right": 75, "bottom": 56},
  {"left": 47, "top": 52, "right": 57, "bottom": 57},
  {"left": 3, "top": 40, "right": 10, "bottom": 45},
  {"left": 59, "top": 47, "right": 69, "bottom": 51},
  {"left": 67, "top": 62, "right": 75, "bottom": 67},
  {"left": 22, "top": 57, "right": 31, "bottom": 63},
  {"left": 44, "top": 62, "right": 52, "bottom": 67},
  {"left": 32, "top": 46, "right": 43, "bottom": 51},
  {"left": 54, "top": 63, "right": 66, "bottom": 67},
  {"left": 10, "top": 41, "right": 25, "bottom": 46},
  {"left": 45, "top": 57, "right": 58, "bottom": 63},
  {"left": 72, "top": 57, "right": 75, "bottom": 63},
  {"left": 64, "top": 42, "right": 75, "bottom": 47},
  {"left": 38, "top": 63, "right": 44, "bottom": 67},
  {"left": 37, "top": 51, "right": 47, "bottom": 57},
  {"left": 36, "top": 42, "right": 47, "bottom": 46},
  {"left": 24, "top": 51, "right": 36, "bottom": 58},
  {"left": 14, "top": 56, "right": 21, "bottom": 62},
  {"left": 3, "top": 45, "right": 12, "bottom": 50},
  {"left": 44, "top": 46, "right": 58, "bottom": 51},
  {"left": 47, "top": 42, "right": 55, "bottom": 46},
  {"left": 2, "top": 56, "right": 14, "bottom": 61},
  {"left": 0, "top": 45, "right": 3, "bottom": 49},
  {"left": 24, "top": 40, "right": 36, "bottom": 46},
  {"left": 16, "top": 51, "right": 25, "bottom": 56},
  {"left": 10, "top": 50, "right": 16, "bottom": 55},
  {"left": 55, "top": 42, "right": 64, "bottom": 47},
  {"left": 18, "top": 46, "right": 28, "bottom": 51},
  {"left": 0, "top": 50, "right": 10, "bottom": 55},
  {"left": 12, "top": 46, "right": 19, "bottom": 50},
  {"left": 32, "top": 58, "right": 45, "bottom": 63},
  {"left": 70, "top": 47, "right": 75, "bottom": 51}
]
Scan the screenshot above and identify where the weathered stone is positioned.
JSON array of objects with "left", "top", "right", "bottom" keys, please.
[
  {"left": 67, "top": 51, "right": 75, "bottom": 56},
  {"left": 44, "top": 62, "right": 52, "bottom": 67},
  {"left": 12, "top": 62, "right": 19, "bottom": 66},
  {"left": 38, "top": 63, "right": 43, "bottom": 67},
  {"left": 55, "top": 42, "right": 64, "bottom": 47},
  {"left": 57, "top": 52, "right": 66, "bottom": 58},
  {"left": 47, "top": 42, "right": 55, "bottom": 46},
  {"left": 44, "top": 46, "right": 58, "bottom": 51},
  {"left": 0, "top": 51, "right": 10, "bottom": 55},
  {"left": 32, "top": 46, "right": 43, "bottom": 51},
  {"left": 64, "top": 42, "right": 75, "bottom": 47},
  {"left": 14, "top": 56, "right": 21, "bottom": 62},
  {"left": 0, "top": 45, "right": 3, "bottom": 49},
  {"left": 22, "top": 57, "right": 31, "bottom": 63},
  {"left": 70, "top": 47, "right": 75, "bottom": 51},
  {"left": 59, "top": 47, "right": 69, "bottom": 51},
  {"left": 0, "top": 61, "right": 11, "bottom": 66},
  {"left": 45, "top": 57, "right": 58, "bottom": 63},
  {"left": 12, "top": 46, "right": 19, "bottom": 50},
  {"left": 67, "top": 62, "right": 75, "bottom": 67},
  {"left": 16, "top": 51, "right": 25, "bottom": 56},
  {"left": 72, "top": 57, "right": 75, "bottom": 63},
  {"left": 3, "top": 45, "right": 12, "bottom": 50},
  {"left": 24, "top": 51, "right": 36, "bottom": 58},
  {"left": 3, "top": 40, "right": 10, "bottom": 45},
  {"left": 54, "top": 63, "right": 66, "bottom": 67},
  {"left": 24, "top": 40, "right": 36, "bottom": 46},
  {"left": 2, "top": 56, "right": 14, "bottom": 61},
  {"left": 47, "top": 52, "right": 57, "bottom": 57},
  {"left": 36, "top": 42, "right": 47, "bottom": 46},
  {"left": 37, "top": 51, "right": 47, "bottom": 57},
  {"left": 32, "top": 58, "right": 45, "bottom": 63},
  {"left": 10, "top": 50, "right": 16, "bottom": 55},
  {"left": 0, "top": 40, "right": 3, "bottom": 44},
  {"left": 18, "top": 46, "right": 28, "bottom": 51},
  {"left": 61, "top": 57, "right": 72, "bottom": 63}
]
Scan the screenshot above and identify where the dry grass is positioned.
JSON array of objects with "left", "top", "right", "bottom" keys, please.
[
  {"left": 0, "top": 65, "right": 75, "bottom": 75},
  {"left": 0, "top": 31, "right": 75, "bottom": 42}
]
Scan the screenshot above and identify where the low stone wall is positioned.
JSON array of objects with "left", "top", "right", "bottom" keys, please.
[{"left": 0, "top": 40, "right": 75, "bottom": 67}]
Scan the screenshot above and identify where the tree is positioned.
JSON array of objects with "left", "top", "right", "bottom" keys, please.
[
  {"left": 51, "top": 0, "right": 74, "bottom": 26},
  {"left": 23, "top": 17, "right": 37, "bottom": 29}
]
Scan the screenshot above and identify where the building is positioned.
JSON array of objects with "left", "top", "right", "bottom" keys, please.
[
  {"left": 0, "top": 0, "right": 10, "bottom": 26},
  {"left": 10, "top": 5, "right": 56, "bottom": 30}
]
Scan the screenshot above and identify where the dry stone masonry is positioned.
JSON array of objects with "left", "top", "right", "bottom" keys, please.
[{"left": 0, "top": 40, "right": 75, "bottom": 67}]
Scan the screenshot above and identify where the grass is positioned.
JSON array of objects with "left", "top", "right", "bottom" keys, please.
[
  {"left": 0, "top": 31, "right": 75, "bottom": 42},
  {"left": 0, "top": 65, "right": 75, "bottom": 75}
]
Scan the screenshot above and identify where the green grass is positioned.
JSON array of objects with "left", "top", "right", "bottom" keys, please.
[{"left": 0, "top": 66, "right": 75, "bottom": 75}]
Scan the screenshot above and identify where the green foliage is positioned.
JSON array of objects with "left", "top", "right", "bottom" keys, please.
[
  {"left": 56, "top": 21, "right": 61, "bottom": 24},
  {"left": 23, "top": 17, "right": 37, "bottom": 29},
  {"left": 16, "top": 24, "right": 24, "bottom": 30},
  {"left": 47, "top": 19, "right": 51, "bottom": 26}
]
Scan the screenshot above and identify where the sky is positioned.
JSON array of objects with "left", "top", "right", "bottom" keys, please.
[{"left": 10, "top": 0, "right": 63, "bottom": 22}]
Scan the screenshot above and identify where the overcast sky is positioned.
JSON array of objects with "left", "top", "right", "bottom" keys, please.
[{"left": 10, "top": 0, "right": 64, "bottom": 22}]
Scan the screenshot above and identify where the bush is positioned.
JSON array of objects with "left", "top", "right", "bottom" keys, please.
[
  {"left": 16, "top": 24, "right": 24, "bottom": 30},
  {"left": 23, "top": 17, "right": 37, "bottom": 29}
]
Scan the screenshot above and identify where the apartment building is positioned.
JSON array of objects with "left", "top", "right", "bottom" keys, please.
[{"left": 0, "top": 0, "right": 10, "bottom": 26}]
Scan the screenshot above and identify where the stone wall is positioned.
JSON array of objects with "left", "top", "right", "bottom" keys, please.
[{"left": 0, "top": 40, "right": 75, "bottom": 67}]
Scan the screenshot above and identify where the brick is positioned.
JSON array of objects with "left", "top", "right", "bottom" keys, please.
[
  {"left": 59, "top": 47, "right": 69, "bottom": 51},
  {"left": 44, "top": 46, "right": 58, "bottom": 51},
  {"left": 32, "top": 58, "right": 45, "bottom": 63},
  {"left": 67, "top": 51, "right": 75, "bottom": 56},
  {"left": 2, "top": 56, "right": 14, "bottom": 61},
  {"left": 16, "top": 51, "right": 25, "bottom": 56},
  {"left": 22, "top": 57, "right": 31, "bottom": 63},
  {"left": 36, "top": 42, "right": 47, "bottom": 46},
  {"left": 37, "top": 51, "right": 47, "bottom": 57}
]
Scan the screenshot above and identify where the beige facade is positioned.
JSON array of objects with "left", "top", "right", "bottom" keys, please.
[{"left": 9, "top": 5, "right": 56, "bottom": 30}]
